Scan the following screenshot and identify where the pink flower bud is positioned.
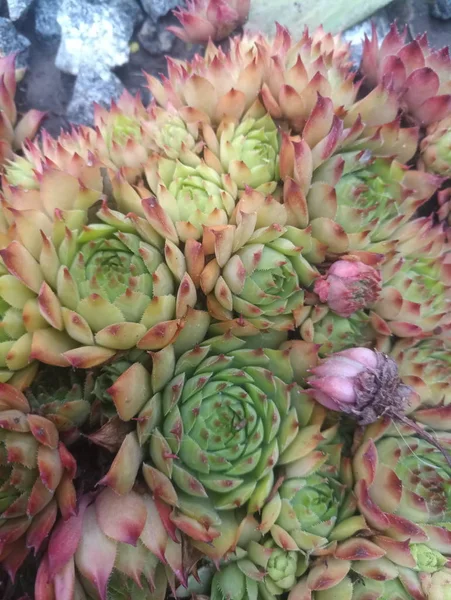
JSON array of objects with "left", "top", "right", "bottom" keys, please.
[
  {"left": 307, "top": 348, "right": 413, "bottom": 425},
  {"left": 314, "top": 260, "right": 382, "bottom": 318}
]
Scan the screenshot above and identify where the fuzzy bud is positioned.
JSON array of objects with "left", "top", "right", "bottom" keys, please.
[
  {"left": 267, "top": 548, "right": 298, "bottom": 590},
  {"left": 307, "top": 347, "right": 413, "bottom": 425},
  {"left": 314, "top": 260, "right": 382, "bottom": 317}
]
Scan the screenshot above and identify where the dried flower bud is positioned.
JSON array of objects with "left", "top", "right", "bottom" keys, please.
[
  {"left": 314, "top": 260, "right": 382, "bottom": 318},
  {"left": 307, "top": 347, "right": 412, "bottom": 425}
]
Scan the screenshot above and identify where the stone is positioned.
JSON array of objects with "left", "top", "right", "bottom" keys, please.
[
  {"left": 0, "top": 17, "right": 30, "bottom": 68},
  {"left": 56, "top": 0, "right": 144, "bottom": 75},
  {"left": 66, "top": 68, "right": 124, "bottom": 125},
  {"left": 138, "top": 17, "right": 174, "bottom": 54},
  {"left": 430, "top": 0, "right": 451, "bottom": 20},
  {"left": 18, "top": 41, "right": 74, "bottom": 137},
  {"left": 140, "top": 0, "right": 180, "bottom": 20},
  {"left": 246, "top": 0, "right": 394, "bottom": 39},
  {"left": 7, "top": 0, "right": 34, "bottom": 21},
  {"left": 35, "top": 0, "right": 62, "bottom": 39},
  {"left": 407, "top": 0, "right": 450, "bottom": 50}
]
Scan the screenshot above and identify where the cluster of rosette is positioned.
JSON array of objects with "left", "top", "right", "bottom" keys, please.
[{"left": 0, "top": 21, "right": 450, "bottom": 600}]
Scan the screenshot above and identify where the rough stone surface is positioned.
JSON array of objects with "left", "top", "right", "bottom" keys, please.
[
  {"left": 140, "top": 0, "right": 180, "bottom": 20},
  {"left": 15, "top": 38, "right": 75, "bottom": 137},
  {"left": 56, "top": 0, "right": 143, "bottom": 75},
  {"left": 406, "top": 0, "right": 451, "bottom": 48},
  {"left": 7, "top": 0, "right": 34, "bottom": 21},
  {"left": 0, "top": 17, "right": 30, "bottom": 67},
  {"left": 138, "top": 17, "right": 175, "bottom": 54},
  {"left": 35, "top": 0, "right": 62, "bottom": 39},
  {"left": 430, "top": 0, "right": 451, "bottom": 20},
  {"left": 66, "top": 68, "right": 124, "bottom": 124}
]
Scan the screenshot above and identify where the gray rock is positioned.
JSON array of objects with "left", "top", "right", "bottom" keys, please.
[
  {"left": 138, "top": 17, "right": 174, "bottom": 54},
  {"left": 7, "top": 0, "right": 34, "bottom": 21},
  {"left": 0, "top": 17, "right": 30, "bottom": 67},
  {"left": 66, "top": 68, "right": 124, "bottom": 125},
  {"left": 140, "top": 0, "right": 180, "bottom": 20},
  {"left": 56, "top": 0, "right": 144, "bottom": 75},
  {"left": 430, "top": 0, "right": 451, "bottom": 20},
  {"left": 35, "top": 0, "right": 62, "bottom": 39}
]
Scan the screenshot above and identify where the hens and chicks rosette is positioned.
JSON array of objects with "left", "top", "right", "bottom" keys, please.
[{"left": 0, "top": 19, "right": 450, "bottom": 600}]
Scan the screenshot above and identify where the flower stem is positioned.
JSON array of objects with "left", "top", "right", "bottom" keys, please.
[{"left": 396, "top": 414, "right": 451, "bottom": 469}]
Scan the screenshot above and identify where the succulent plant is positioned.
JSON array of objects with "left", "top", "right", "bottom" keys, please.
[
  {"left": 123, "top": 109, "right": 281, "bottom": 248},
  {"left": 88, "top": 348, "right": 152, "bottom": 423},
  {"left": 210, "top": 562, "right": 260, "bottom": 600},
  {"left": 371, "top": 217, "right": 451, "bottom": 338},
  {"left": 34, "top": 487, "right": 185, "bottom": 600},
  {"left": 387, "top": 337, "right": 451, "bottom": 409},
  {"left": 25, "top": 366, "right": 92, "bottom": 441},
  {"left": 0, "top": 383, "right": 77, "bottom": 580},
  {"left": 200, "top": 405, "right": 348, "bottom": 599},
  {"left": 146, "top": 25, "right": 358, "bottom": 129},
  {"left": 94, "top": 92, "right": 145, "bottom": 148},
  {"left": 259, "top": 407, "right": 367, "bottom": 558},
  {"left": 353, "top": 419, "right": 451, "bottom": 562},
  {"left": 198, "top": 187, "right": 320, "bottom": 333},
  {"left": 203, "top": 112, "right": 280, "bottom": 191},
  {"left": 255, "top": 542, "right": 307, "bottom": 596},
  {"left": 422, "top": 568, "right": 451, "bottom": 600},
  {"left": 4, "top": 126, "right": 99, "bottom": 191},
  {"left": 94, "top": 334, "right": 325, "bottom": 560},
  {"left": 0, "top": 54, "right": 45, "bottom": 169},
  {"left": 287, "top": 529, "right": 451, "bottom": 598},
  {"left": 277, "top": 121, "right": 432, "bottom": 261},
  {"left": 438, "top": 189, "right": 451, "bottom": 231},
  {"left": 2, "top": 19, "right": 451, "bottom": 599},
  {"left": 411, "top": 543, "right": 448, "bottom": 573},
  {"left": 5, "top": 94, "right": 203, "bottom": 192},
  {"left": 287, "top": 553, "right": 444, "bottom": 599},
  {"left": 142, "top": 153, "right": 239, "bottom": 242},
  {"left": 191, "top": 401, "right": 362, "bottom": 600},
  {"left": 0, "top": 167, "right": 210, "bottom": 369},
  {"left": 210, "top": 542, "right": 307, "bottom": 600},
  {"left": 139, "top": 333, "right": 318, "bottom": 509},
  {"left": 331, "top": 156, "right": 439, "bottom": 252},
  {"left": 168, "top": 0, "right": 250, "bottom": 44},
  {"left": 229, "top": 468, "right": 451, "bottom": 599},
  {"left": 361, "top": 23, "right": 451, "bottom": 124},
  {"left": 144, "top": 104, "right": 204, "bottom": 161},
  {"left": 298, "top": 307, "right": 377, "bottom": 356},
  {"left": 420, "top": 114, "right": 451, "bottom": 176},
  {"left": 95, "top": 96, "right": 204, "bottom": 174},
  {"left": 0, "top": 242, "right": 39, "bottom": 388}
]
